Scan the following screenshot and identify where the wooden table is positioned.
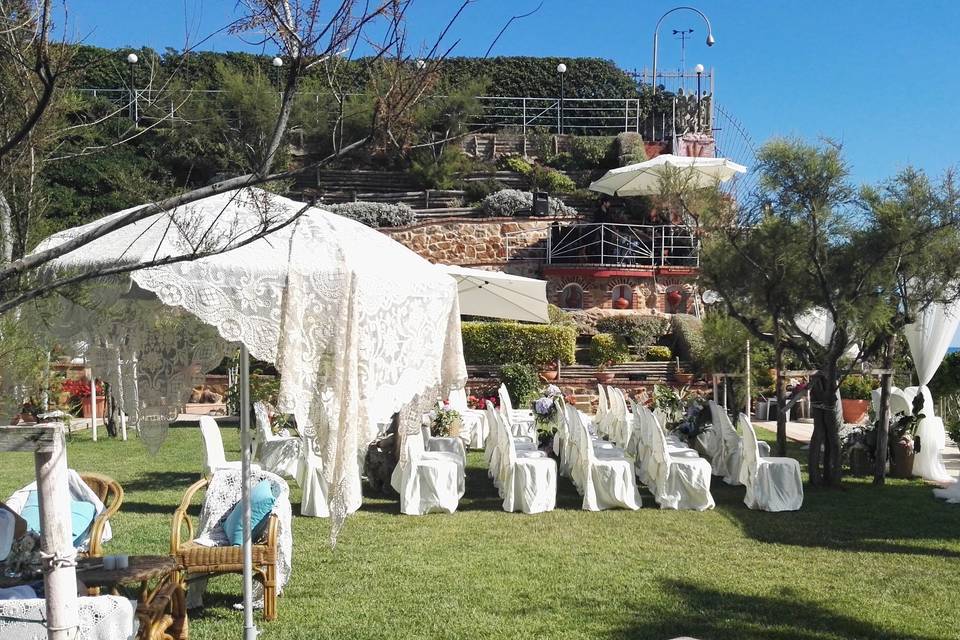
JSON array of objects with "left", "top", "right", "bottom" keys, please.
[{"left": 78, "top": 556, "right": 187, "bottom": 640}]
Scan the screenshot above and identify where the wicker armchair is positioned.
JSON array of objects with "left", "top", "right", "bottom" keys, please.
[
  {"left": 79, "top": 472, "right": 124, "bottom": 558},
  {"left": 170, "top": 477, "right": 280, "bottom": 621}
]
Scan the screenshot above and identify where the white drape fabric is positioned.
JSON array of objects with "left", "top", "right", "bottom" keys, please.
[
  {"left": 6, "top": 469, "right": 112, "bottom": 552},
  {"left": 738, "top": 415, "right": 803, "bottom": 512},
  {"left": 903, "top": 302, "right": 960, "bottom": 483},
  {"left": 0, "top": 596, "right": 137, "bottom": 640},
  {"left": 191, "top": 468, "right": 293, "bottom": 606},
  {"left": 33, "top": 188, "right": 467, "bottom": 537}
]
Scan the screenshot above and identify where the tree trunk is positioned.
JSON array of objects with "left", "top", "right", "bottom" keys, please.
[
  {"left": 873, "top": 334, "right": 897, "bottom": 484},
  {"left": 775, "top": 342, "right": 787, "bottom": 456},
  {"left": 0, "top": 191, "right": 12, "bottom": 264}
]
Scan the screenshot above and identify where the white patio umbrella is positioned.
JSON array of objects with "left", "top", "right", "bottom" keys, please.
[
  {"left": 589, "top": 154, "right": 747, "bottom": 197},
  {"left": 440, "top": 264, "right": 550, "bottom": 323},
  {"left": 32, "top": 188, "right": 467, "bottom": 638}
]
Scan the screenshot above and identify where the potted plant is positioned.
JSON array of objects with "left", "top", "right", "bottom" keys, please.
[
  {"left": 590, "top": 333, "right": 628, "bottom": 383},
  {"left": 430, "top": 403, "right": 462, "bottom": 439},
  {"left": 539, "top": 360, "right": 559, "bottom": 382},
  {"left": 62, "top": 378, "right": 106, "bottom": 418},
  {"left": 838, "top": 374, "right": 875, "bottom": 424}
]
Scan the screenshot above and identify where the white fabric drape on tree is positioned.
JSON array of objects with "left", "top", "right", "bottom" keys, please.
[
  {"left": 32, "top": 188, "right": 467, "bottom": 536},
  {"left": 903, "top": 302, "right": 960, "bottom": 483}
]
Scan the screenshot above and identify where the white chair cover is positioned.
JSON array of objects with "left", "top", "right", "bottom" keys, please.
[
  {"left": 708, "top": 401, "right": 770, "bottom": 484},
  {"left": 485, "top": 403, "right": 538, "bottom": 490},
  {"left": 491, "top": 410, "right": 556, "bottom": 514},
  {"left": 568, "top": 406, "right": 641, "bottom": 511},
  {"left": 447, "top": 388, "right": 489, "bottom": 449},
  {"left": 198, "top": 416, "right": 244, "bottom": 477},
  {"left": 190, "top": 468, "right": 293, "bottom": 605},
  {"left": 738, "top": 415, "right": 803, "bottom": 512},
  {"left": 645, "top": 411, "right": 714, "bottom": 511},
  {"left": 498, "top": 384, "right": 536, "bottom": 439},
  {"left": 253, "top": 402, "right": 303, "bottom": 481},
  {"left": 594, "top": 384, "right": 610, "bottom": 436},
  {"left": 391, "top": 428, "right": 464, "bottom": 515},
  {"left": 0, "top": 596, "right": 137, "bottom": 640},
  {"left": 5, "top": 469, "right": 112, "bottom": 553}
]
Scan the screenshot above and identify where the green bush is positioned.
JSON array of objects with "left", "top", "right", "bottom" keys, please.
[
  {"left": 590, "top": 333, "right": 630, "bottom": 368},
  {"left": 570, "top": 136, "right": 614, "bottom": 170},
  {"left": 529, "top": 165, "right": 576, "bottom": 194},
  {"left": 547, "top": 304, "right": 575, "bottom": 326},
  {"left": 645, "top": 345, "right": 673, "bottom": 361},
  {"left": 499, "top": 363, "right": 541, "bottom": 407},
  {"left": 462, "top": 321, "right": 576, "bottom": 366},
  {"left": 671, "top": 314, "right": 705, "bottom": 370},
  {"left": 462, "top": 178, "right": 505, "bottom": 204},
  {"left": 500, "top": 155, "right": 533, "bottom": 175},
  {"left": 840, "top": 374, "right": 878, "bottom": 401},
  {"left": 610, "top": 132, "right": 646, "bottom": 167},
  {"left": 595, "top": 315, "right": 670, "bottom": 347}
]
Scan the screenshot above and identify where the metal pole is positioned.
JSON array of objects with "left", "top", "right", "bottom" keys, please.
[
  {"left": 128, "top": 63, "right": 136, "bottom": 125},
  {"left": 745, "top": 340, "right": 751, "bottom": 417},
  {"left": 696, "top": 71, "right": 702, "bottom": 132},
  {"left": 239, "top": 343, "right": 256, "bottom": 640},
  {"left": 559, "top": 73, "right": 565, "bottom": 134}
]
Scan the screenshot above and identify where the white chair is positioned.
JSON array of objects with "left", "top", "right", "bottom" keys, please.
[
  {"left": 606, "top": 386, "right": 635, "bottom": 448},
  {"left": 253, "top": 402, "right": 302, "bottom": 481},
  {"left": 391, "top": 428, "right": 465, "bottom": 515},
  {"left": 488, "top": 408, "right": 557, "bottom": 513},
  {"left": 644, "top": 411, "right": 715, "bottom": 511},
  {"left": 447, "top": 388, "right": 490, "bottom": 449},
  {"left": 498, "top": 384, "right": 536, "bottom": 440},
  {"left": 485, "top": 403, "right": 539, "bottom": 490},
  {"left": 738, "top": 415, "right": 803, "bottom": 511},
  {"left": 568, "top": 406, "right": 641, "bottom": 511},
  {"left": 198, "top": 415, "right": 246, "bottom": 478},
  {"left": 594, "top": 384, "right": 610, "bottom": 436},
  {"left": 627, "top": 401, "right": 696, "bottom": 487},
  {"left": 708, "top": 401, "right": 770, "bottom": 485}
]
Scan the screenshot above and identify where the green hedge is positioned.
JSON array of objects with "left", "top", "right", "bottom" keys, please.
[
  {"left": 645, "top": 345, "right": 673, "bottom": 361},
  {"left": 671, "top": 314, "right": 705, "bottom": 370},
  {"left": 462, "top": 321, "right": 576, "bottom": 366},
  {"left": 595, "top": 315, "right": 670, "bottom": 347},
  {"left": 590, "top": 333, "right": 630, "bottom": 367}
]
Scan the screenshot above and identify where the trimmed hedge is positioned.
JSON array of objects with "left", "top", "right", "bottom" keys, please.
[
  {"left": 671, "top": 314, "right": 705, "bottom": 370},
  {"left": 645, "top": 345, "right": 673, "bottom": 361},
  {"left": 462, "top": 321, "right": 576, "bottom": 366},
  {"left": 595, "top": 314, "right": 670, "bottom": 347},
  {"left": 590, "top": 333, "right": 630, "bottom": 367}
]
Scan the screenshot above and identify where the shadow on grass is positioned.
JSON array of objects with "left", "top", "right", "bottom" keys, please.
[
  {"left": 605, "top": 578, "right": 941, "bottom": 640},
  {"left": 712, "top": 475, "right": 960, "bottom": 559},
  {"left": 123, "top": 471, "right": 200, "bottom": 492}
]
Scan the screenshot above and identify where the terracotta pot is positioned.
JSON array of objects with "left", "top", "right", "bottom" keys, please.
[
  {"left": 674, "top": 373, "right": 694, "bottom": 385},
  {"left": 81, "top": 396, "right": 107, "bottom": 419},
  {"left": 890, "top": 438, "right": 915, "bottom": 478},
  {"left": 595, "top": 371, "right": 615, "bottom": 383},
  {"left": 841, "top": 398, "right": 870, "bottom": 424},
  {"left": 613, "top": 297, "right": 630, "bottom": 310},
  {"left": 540, "top": 370, "right": 558, "bottom": 381},
  {"left": 667, "top": 290, "right": 683, "bottom": 307}
]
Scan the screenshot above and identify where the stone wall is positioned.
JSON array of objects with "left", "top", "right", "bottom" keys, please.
[{"left": 382, "top": 216, "right": 552, "bottom": 271}]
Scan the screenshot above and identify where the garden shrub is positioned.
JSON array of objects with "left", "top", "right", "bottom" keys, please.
[
  {"left": 569, "top": 136, "right": 614, "bottom": 170},
  {"left": 671, "top": 314, "right": 705, "bottom": 369},
  {"left": 499, "top": 363, "right": 541, "bottom": 407},
  {"left": 609, "top": 132, "right": 646, "bottom": 167},
  {"left": 590, "top": 333, "right": 630, "bottom": 367},
  {"left": 480, "top": 189, "right": 577, "bottom": 217},
  {"left": 462, "top": 321, "right": 576, "bottom": 366},
  {"left": 645, "top": 345, "right": 673, "bottom": 361},
  {"left": 462, "top": 178, "right": 505, "bottom": 204},
  {"left": 595, "top": 314, "right": 670, "bottom": 347},
  {"left": 326, "top": 201, "right": 415, "bottom": 228},
  {"left": 839, "top": 374, "right": 877, "bottom": 400},
  {"left": 499, "top": 155, "right": 533, "bottom": 175},
  {"left": 529, "top": 164, "right": 576, "bottom": 194},
  {"left": 547, "top": 304, "right": 575, "bottom": 327}
]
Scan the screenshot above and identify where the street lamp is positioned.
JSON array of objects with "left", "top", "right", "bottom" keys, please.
[
  {"left": 271, "top": 56, "right": 283, "bottom": 90},
  {"left": 415, "top": 59, "right": 427, "bottom": 70},
  {"left": 651, "top": 6, "right": 714, "bottom": 93},
  {"left": 556, "top": 62, "right": 567, "bottom": 135},
  {"left": 694, "top": 63, "right": 704, "bottom": 131},
  {"left": 126, "top": 53, "right": 139, "bottom": 125}
]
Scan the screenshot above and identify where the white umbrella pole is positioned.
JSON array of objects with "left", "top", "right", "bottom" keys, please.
[{"left": 239, "top": 343, "right": 257, "bottom": 640}]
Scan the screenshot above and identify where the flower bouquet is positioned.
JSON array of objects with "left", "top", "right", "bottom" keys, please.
[
  {"left": 430, "top": 403, "right": 462, "bottom": 438},
  {"left": 532, "top": 385, "right": 563, "bottom": 450},
  {"left": 670, "top": 397, "right": 712, "bottom": 447}
]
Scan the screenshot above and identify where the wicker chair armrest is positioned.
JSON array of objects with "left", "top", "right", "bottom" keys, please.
[
  {"left": 264, "top": 513, "right": 279, "bottom": 548},
  {"left": 170, "top": 477, "right": 208, "bottom": 552}
]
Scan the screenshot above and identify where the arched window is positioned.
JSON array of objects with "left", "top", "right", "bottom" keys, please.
[
  {"left": 612, "top": 284, "right": 632, "bottom": 307},
  {"left": 560, "top": 284, "right": 584, "bottom": 310}
]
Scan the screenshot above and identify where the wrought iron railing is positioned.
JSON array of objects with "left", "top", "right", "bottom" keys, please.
[{"left": 547, "top": 223, "right": 698, "bottom": 267}]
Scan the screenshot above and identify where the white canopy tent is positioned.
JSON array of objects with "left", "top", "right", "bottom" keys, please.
[
  {"left": 440, "top": 264, "right": 550, "bottom": 323},
  {"left": 588, "top": 154, "right": 746, "bottom": 197},
  {"left": 31, "top": 188, "right": 467, "bottom": 638}
]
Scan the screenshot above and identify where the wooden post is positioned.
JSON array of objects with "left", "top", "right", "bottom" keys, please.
[
  {"left": 0, "top": 424, "right": 78, "bottom": 640},
  {"left": 86, "top": 367, "right": 97, "bottom": 441}
]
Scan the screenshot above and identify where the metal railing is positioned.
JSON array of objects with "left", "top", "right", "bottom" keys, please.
[{"left": 503, "top": 222, "right": 699, "bottom": 268}]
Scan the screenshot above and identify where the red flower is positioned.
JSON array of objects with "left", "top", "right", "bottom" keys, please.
[{"left": 62, "top": 378, "right": 104, "bottom": 398}]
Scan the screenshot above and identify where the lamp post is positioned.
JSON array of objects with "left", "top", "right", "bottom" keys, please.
[
  {"left": 271, "top": 56, "right": 283, "bottom": 92},
  {"left": 651, "top": 6, "right": 714, "bottom": 92},
  {"left": 694, "top": 63, "right": 704, "bottom": 132},
  {"left": 415, "top": 58, "right": 427, "bottom": 70},
  {"left": 126, "top": 53, "right": 139, "bottom": 125},
  {"left": 556, "top": 62, "right": 567, "bottom": 134}
]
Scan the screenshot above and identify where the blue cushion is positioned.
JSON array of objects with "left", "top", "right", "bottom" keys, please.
[
  {"left": 222, "top": 480, "right": 277, "bottom": 546},
  {"left": 20, "top": 490, "right": 97, "bottom": 547}
]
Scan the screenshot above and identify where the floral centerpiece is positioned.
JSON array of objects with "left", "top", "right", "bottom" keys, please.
[
  {"left": 532, "top": 385, "right": 564, "bottom": 449},
  {"left": 670, "top": 397, "right": 712, "bottom": 446},
  {"left": 62, "top": 378, "right": 106, "bottom": 418},
  {"left": 467, "top": 393, "right": 498, "bottom": 410},
  {"left": 430, "top": 402, "right": 462, "bottom": 437}
]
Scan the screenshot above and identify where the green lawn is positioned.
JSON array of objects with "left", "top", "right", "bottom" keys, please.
[{"left": 3, "top": 424, "right": 959, "bottom": 640}]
